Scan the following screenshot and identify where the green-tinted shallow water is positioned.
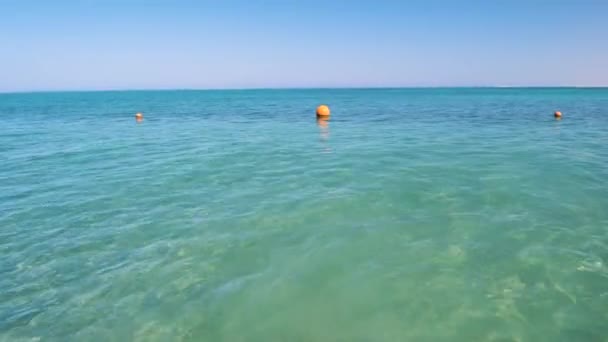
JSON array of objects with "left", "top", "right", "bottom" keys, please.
[{"left": 1, "top": 88, "right": 608, "bottom": 341}]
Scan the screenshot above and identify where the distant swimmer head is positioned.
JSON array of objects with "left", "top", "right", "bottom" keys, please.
[
  {"left": 554, "top": 111, "right": 562, "bottom": 119},
  {"left": 316, "top": 105, "right": 330, "bottom": 117},
  {"left": 135, "top": 112, "right": 143, "bottom": 121}
]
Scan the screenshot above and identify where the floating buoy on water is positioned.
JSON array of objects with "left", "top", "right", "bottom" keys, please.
[
  {"left": 316, "top": 105, "right": 330, "bottom": 117},
  {"left": 135, "top": 112, "right": 143, "bottom": 122},
  {"left": 554, "top": 111, "right": 562, "bottom": 119}
]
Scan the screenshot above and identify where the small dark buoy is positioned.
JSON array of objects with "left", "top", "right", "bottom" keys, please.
[{"left": 554, "top": 111, "right": 562, "bottom": 119}]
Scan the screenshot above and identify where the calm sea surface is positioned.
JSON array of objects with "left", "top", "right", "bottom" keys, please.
[{"left": 1, "top": 89, "right": 608, "bottom": 341}]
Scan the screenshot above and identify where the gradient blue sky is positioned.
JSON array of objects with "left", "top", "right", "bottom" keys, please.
[{"left": 1, "top": 0, "right": 607, "bottom": 92}]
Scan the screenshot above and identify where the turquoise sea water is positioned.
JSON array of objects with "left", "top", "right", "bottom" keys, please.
[{"left": 1, "top": 88, "right": 607, "bottom": 341}]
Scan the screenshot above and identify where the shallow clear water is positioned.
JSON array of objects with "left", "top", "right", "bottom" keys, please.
[{"left": 1, "top": 89, "right": 608, "bottom": 341}]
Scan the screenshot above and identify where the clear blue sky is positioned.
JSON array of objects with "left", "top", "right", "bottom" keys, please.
[{"left": 1, "top": 0, "right": 607, "bottom": 92}]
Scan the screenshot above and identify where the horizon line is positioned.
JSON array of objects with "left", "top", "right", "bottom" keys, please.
[{"left": 2, "top": 85, "right": 608, "bottom": 95}]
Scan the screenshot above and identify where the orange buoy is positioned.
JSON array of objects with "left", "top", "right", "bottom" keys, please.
[
  {"left": 316, "top": 105, "right": 330, "bottom": 117},
  {"left": 135, "top": 112, "right": 143, "bottom": 121},
  {"left": 554, "top": 111, "right": 562, "bottom": 119}
]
